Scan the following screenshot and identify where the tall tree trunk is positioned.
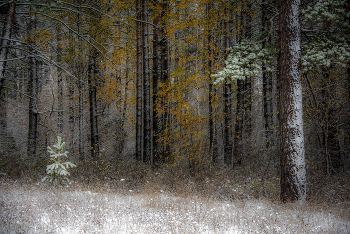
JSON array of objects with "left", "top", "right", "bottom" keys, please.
[
  {"left": 77, "top": 2, "right": 84, "bottom": 161},
  {"left": 56, "top": 26, "right": 64, "bottom": 134},
  {"left": 89, "top": 50, "right": 99, "bottom": 161},
  {"left": 153, "top": 0, "right": 162, "bottom": 165},
  {"left": 161, "top": 0, "right": 169, "bottom": 160},
  {"left": 136, "top": 0, "right": 143, "bottom": 162},
  {"left": 321, "top": 68, "right": 342, "bottom": 174},
  {"left": 243, "top": 3, "right": 252, "bottom": 158},
  {"left": 262, "top": 2, "right": 274, "bottom": 149},
  {"left": 27, "top": 14, "right": 38, "bottom": 158},
  {"left": 0, "top": 0, "right": 16, "bottom": 94},
  {"left": 348, "top": 0, "right": 350, "bottom": 111},
  {"left": 233, "top": 3, "right": 244, "bottom": 167},
  {"left": 234, "top": 79, "right": 244, "bottom": 166},
  {"left": 223, "top": 7, "right": 233, "bottom": 166},
  {"left": 0, "top": 0, "right": 16, "bottom": 149},
  {"left": 206, "top": 2, "right": 216, "bottom": 164},
  {"left": 279, "top": 0, "right": 306, "bottom": 202},
  {"left": 142, "top": 0, "right": 152, "bottom": 165},
  {"left": 224, "top": 80, "right": 232, "bottom": 166},
  {"left": 251, "top": 0, "right": 264, "bottom": 157},
  {"left": 346, "top": 0, "right": 350, "bottom": 165}
]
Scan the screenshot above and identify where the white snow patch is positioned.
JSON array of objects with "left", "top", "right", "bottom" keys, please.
[{"left": 0, "top": 181, "right": 349, "bottom": 233}]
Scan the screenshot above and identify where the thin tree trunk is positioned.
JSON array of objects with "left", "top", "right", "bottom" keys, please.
[
  {"left": 0, "top": 0, "right": 16, "bottom": 149},
  {"left": 142, "top": 0, "right": 152, "bottom": 165},
  {"left": 234, "top": 80, "right": 244, "bottom": 166},
  {"left": 251, "top": 0, "right": 264, "bottom": 156},
  {"left": 206, "top": 2, "right": 216, "bottom": 163},
  {"left": 136, "top": 0, "right": 143, "bottom": 162},
  {"left": 56, "top": 26, "right": 63, "bottom": 134},
  {"left": 243, "top": 3, "right": 252, "bottom": 157},
  {"left": 233, "top": 3, "right": 244, "bottom": 167},
  {"left": 161, "top": 0, "right": 169, "bottom": 160},
  {"left": 224, "top": 80, "right": 232, "bottom": 166},
  {"left": 321, "top": 68, "right": 342, "bottom": 174},
  {"left": 0, "top": 0, "right": 16, "bottom": 94},
  {"left": 223, "top": 7, "right": 233, "bottom": 166},
  {"left": 27, "top": 14, "right": 38, "bottom": 158},
  {"left": 279, "top": 0, "right": 306, "bottom": 202},
  {"left": 153, "top": 0, "right": 162, "bottom": 165},
  {"left": 89, "top": 50, "right": 99, "bottom": 161},
  {"left": 262, "top": 1, "right": 274, "bottom": 148},
  {"left": 77, "top": 3, "right": 84, "bottom": 160}
]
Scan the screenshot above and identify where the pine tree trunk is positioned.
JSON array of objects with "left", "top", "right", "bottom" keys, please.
[
  {"left": 142, "top": 0, "right": 152, "bottom": 165},
  {"left": 251, "top": 1, "right": 264, "bottom": 156},
  {"left": 279, "top": 0, "right": 306, "bottom": 202},
  {"left": 77, "top": 3, "right": 84, "bottom": 161},
  {"left": 321, "top": 68, "right": 343, "bottom": 174},
  {"left": 234, "top": 80, "right": 244, "bottom": 166},
  {"left": 89, "top": 50, "right": 99, "bottom": 161},
  {"left": 223, "top": 8, "right": 233, "bottom": 166},
  {"left": 262, "top": 3, "right": 274, "bottom": 149},
  {"left": 27, "top": 14, "right": 38, "bottom": 158},
  {"left": 161, "top": 0, "right": 169, "bottom": 160},
  {"left": 233, "top": 4, "right": 244, "bottom": 167},
  {"left": 136, "top": 0, "right": 143, "bottom": 162},
  {"left": 243, "top": 4, "right": 252, "bottom": 158},
  {"left": 0, "top": 0, "right": 16, "bottom": 94},
  {"left": 153, "top": 0, "right": 162, "bottom": 165},
  {"left": 206, "top": 2, "right": 216, "bottom": 163},
  {"left": 56, "top": 26, "right": 64, "bottom": 134},
  {"left": 0, "top": 0, "right": 16, "bottom": 149},
  {"left": 224, "top": 80, "right": 232, "bottom": 166}
]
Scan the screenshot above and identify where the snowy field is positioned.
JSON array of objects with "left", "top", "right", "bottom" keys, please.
[{"left": 0, "top": 180, "right": 349, "bottom": 234}]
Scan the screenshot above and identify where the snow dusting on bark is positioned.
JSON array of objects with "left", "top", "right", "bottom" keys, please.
[{"left": 287, "top": 0, "right": 306, "bottom": 202}]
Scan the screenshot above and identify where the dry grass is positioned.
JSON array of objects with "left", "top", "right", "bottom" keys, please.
[{"left": 0, "top": 165, "right": 349, "bottom": 233}]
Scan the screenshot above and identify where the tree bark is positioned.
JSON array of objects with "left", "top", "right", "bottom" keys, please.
[
  {"left": 206, "top": 2, "right": 217, "bottom": 164},
  {"left": 0, "top": 0, "right": 16, "bottom": 149},
  {"left": 233, "top": 4, "right": 244, "bottom": 167},
  {"left": 27, "top": 14, "right": 38, "bottom": 158},
  {"left": 77, "top": 2, "right": 84, "bottom": 160},
  {"left": 262, "top": 3, "right": 274, "bottom": 149},
  {"left": 161, "top": 0, "right": 169, "bottom": 160},
  {"left": 321, "top": 68, "right": 342, "bottom": 174},
  {"left": 223, "top": 7, "right": 233, "bottom": 166},
  {"left": 56, "top": 26, "right": 64, "bottom": 134},
  {"left": 224, "top": 80, "right": 232, "bottom": 166},
  {"left": 278, "top": 0, "right": 306, "bottom": 202},
  {"left": 0, "top": 0, "right": 16, "bottom": 95},
  {"left": 136, "top": 0, "right": 143, "bottom": 162},
  {"left": 251, "top": 0, "right": 264, "bottom": 156},
  {"left": 89, "top": 49, "right": 99, "bottom": 161},
  {"left": 234, "top": 80, "right": 244, "bottom": 166},
  {"left": 153, "top": 0, "right": 162, "bottom": 165},
  {"left": 142, "top": 0, "right": 152, "bottom": 165}
]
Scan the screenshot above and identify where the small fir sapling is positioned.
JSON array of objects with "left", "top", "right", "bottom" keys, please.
[{"left": 42, "top": 136, "right": 76, "bottom": 184}]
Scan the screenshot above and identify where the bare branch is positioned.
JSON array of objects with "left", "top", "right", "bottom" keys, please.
[{"left": 0, "top": 1, "right": 14, "bottom": 10}]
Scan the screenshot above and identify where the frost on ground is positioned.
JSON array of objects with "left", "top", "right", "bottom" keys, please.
[{"left": 0, "top": 180, "right": 349, "bottom": 234}]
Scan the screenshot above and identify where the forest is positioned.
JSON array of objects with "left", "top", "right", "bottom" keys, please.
[{"left": 0, "top": 0, "right": 350, "bottom": 232}]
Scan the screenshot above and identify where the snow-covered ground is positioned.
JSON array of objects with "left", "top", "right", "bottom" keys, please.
[{"left": 0, "top": 180, "right": 349, "bottom": 234}]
